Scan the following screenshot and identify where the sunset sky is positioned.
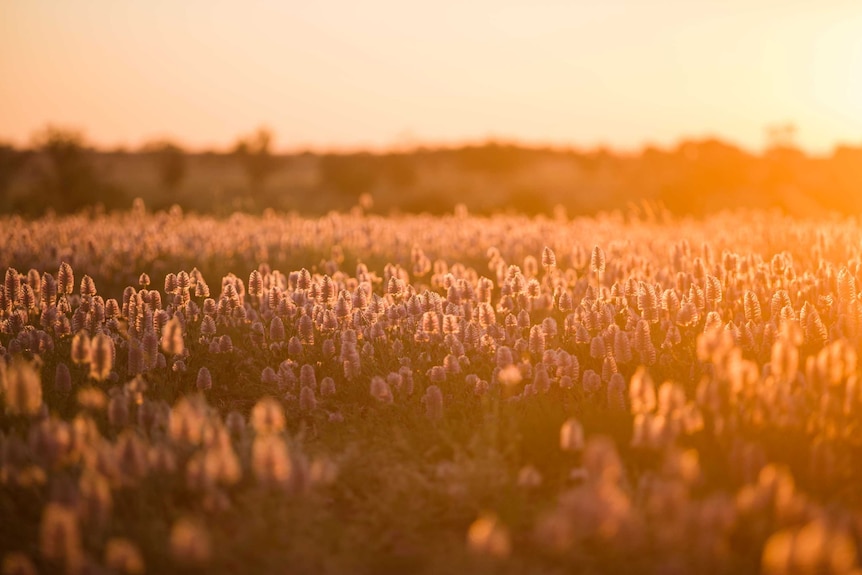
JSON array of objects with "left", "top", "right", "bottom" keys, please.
[{"left": 2, "top": 0, "right": 861, "bottom": 153}]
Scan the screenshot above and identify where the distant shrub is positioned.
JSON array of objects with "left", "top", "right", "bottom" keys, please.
[
  {"left": 233, "top": 127, "right": 278, "bottom": 197},
  {"left": 144, "top": 140, "right": 187, "bottom": 193},
  {"left": 0, "top": 143, "right": 30, "bottom": 201},
  {"left": 378, "top": 153, "right": 416, "bottom": 188},
  {"left": 26, "top": 126, "right": 123, "bottom": 215},
  {"left": 455, "top": 142, "right": 528, "bottom": 173},
  {"left": 318, "top": 154, "right": 378, "bottom": 197}
]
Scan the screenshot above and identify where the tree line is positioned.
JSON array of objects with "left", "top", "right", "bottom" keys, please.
[{"left": 2, "top": 126, "right": 862, "bottom": 217}]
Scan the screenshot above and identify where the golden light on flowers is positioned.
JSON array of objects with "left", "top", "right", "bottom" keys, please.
[
  {"left": 39, "top": 503, "right": 83, "bottom": 575},
  {"left": 3, "top": 203, "right": 862, "bottom": 572},
  {"left": 104, "top": 537, "right": 145, "bottom": 575},
  {"left": 160, "top": 316, "right": 184, "bottom": 357},
  {"left": 496, "top": 364, "right": 522, "bottom": 387},
  {"left": 517, "top": 465, "right": 543, "bottom": 489},
  {"left": 252, "top": 434, "right": 296, "bottom": 492},
  {"left": 560, "top": 418, "right": 585, "bottom": 453},
  {"left": 169, "top": 517, "right": 211, "bottom": 567},
  {"left": 250, "top": 397, "right": 285, "bottom": 435},
  {"left": 195, "top": 367, "right": 212, "bottom": 392},
  {"left": 422, "top": 385, "right": 444, "bottom": 420},
  {"left": 370, "top": 376, "right": 393, "bottom": 403},
  {"left": 762, "top": 519, "right": 860, "bottom": 575},
  {"left": 89, "top": 332, "right": 114, "bottom": 381},
  {"left": 5, "top": 359, "right": 43, "bottom": 416},
  {"left": 590, "top": 245, "right": 606, "bottom": 275},
  {"left": 467, "top": 513, "right": 511, "bottom": 559},
  {"left": 1, "top": 553, "right": 38, "bottom": 575}
]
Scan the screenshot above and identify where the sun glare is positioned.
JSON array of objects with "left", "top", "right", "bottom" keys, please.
[
  {"left": 6, "top": 2, "right": 862, "bottom": 575},
  {"left": 804, "top": 12, "right": 862, "bottom": 140}
]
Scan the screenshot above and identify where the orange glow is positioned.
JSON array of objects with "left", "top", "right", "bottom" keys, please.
[{"left": 1, "top": 0, "right": 861, "bottom": 152}]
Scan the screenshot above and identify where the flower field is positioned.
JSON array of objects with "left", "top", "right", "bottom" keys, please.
[{"left": 3, "top": 204, "right": 862, "bottom": 574}]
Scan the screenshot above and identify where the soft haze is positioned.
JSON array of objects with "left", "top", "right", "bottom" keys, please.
[{"left": 2, "top": 0, "right": 861, "bottom": 153}]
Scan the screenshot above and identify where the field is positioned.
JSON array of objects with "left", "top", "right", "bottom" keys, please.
[{"left": 3, "top": 203, "right": 862, "bottom": 574}]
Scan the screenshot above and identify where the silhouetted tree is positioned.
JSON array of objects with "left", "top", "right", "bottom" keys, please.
[
  {"left": 29, "top": 126, "right": 121, "bottom": 214},
  {"left": 0, "top": 143, "right": 30, "bottom": 201},
  {"left": 233, "top": 128, "right": 277, "bottom": 196},
  {"left": 145, "top": 141, "right": 187, "bottom": 193}
]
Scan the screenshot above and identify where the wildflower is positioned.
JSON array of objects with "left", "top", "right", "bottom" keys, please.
[
  {"left": 533, "top": 363, "right": 550, "bottom": 393},
  {"left": 422, "top": 385, "right": 443, "bottom": 420},
  {"left": 170, "top": 518, "right": 211, "bottom": 566},
  {"left": 104, "top": 538, "right": 145, "bottom": 574},
  {"left": 164, "top": 273, "right": 179, "bottom": 295},
  {"left": 40, "top": 503, "right": 83, "bottom": 574},
  {"left": 309, "top": 457, "right": 338, "bottom": 486},
  {"left": 251, "top": 434, "right": 293, "bottom": 490},
  {"left": 583, "top": 436, "right": 623, "bottom": 484},
  {"left": 248, "top": 269, "right": 263, "bottom": 297},
  {"left": 107, "top": 393, "right": 130, "bottom": 427},
  {"left": 542, "top": 246, "right": 556, "bottom": 270},
  {"left": 299, "top": 386, "right": 317, "bottom": 411},
  {"left": 629, "top": 367, "right": 656, "bottom": 414},
  {"left": 560, "top": 418, "right": 585, "bottom": 452},
  {"left": 55, "top": 363, "right": 72, "bottom": 394},
  {"left": 590, "top": 335, "right": 606, "bottom": 359},
  {"left": 79, "top": 275, "right": 96, "bottom": 297},
  {"left": 251, "top": 397, "right": 285, "bottom": 435},
  {"left": 5, "top": 359, "right": 43, "bottom": 416},
  {"left": 89, "top": 332, "right": 114, "bottom": 381},
  {"left": 160, "top": 317, "right": 184, "bottom": 356},
  {"left": 528, "top": 324, "right": 545, "bottom": 356},
  {"left": 386, "top": 368, "right": 408, "bottom": 393},
  {"left": 299, "top": 364, "right": 316, "bottom": 389},
  {"left": 218, "top": 334, "right": 233, "bottom": 353},
  {"left": 196, "top": 367, "right": 212, "bottom": 392},
  {"left": 70, "top": 331, "right": 91, "bottom": 365},
  {"left": 743, "top": 290, "right": 762, "bottom": 323},
  {"left": 320, "top": 377, "right": 336, "bottom": 396},
  {"left": 370, "top": 376, "right": 393, "bottom": 403},
  {"left": 607, "top": 373, "right": 626, "bottom": 411},
  {"left": 517, "top": 465, "right": 543, "bottom": 489},
  {"left": 427, "top": 365, "right": 446, "bottom": 384},
  {"left": 467, "top": 513, "right": 511, "bottom": 558},
  {"left": 41, "top": 273, "right": 58, "bottom": 309},
  {"left": 115, "top": 430, "right": 150, "bottom": 481},
  {"left": 495, "top": 363, "right": 521, "bottom": 387},
  {"left": 57, "top": 262, "right": 74, "bottom": 295},
  {"left": 267, "top": 316, "right": 285, "bottom": 342},
  {"left": 1, "top": 553, "right": 38, "bottom": 575},
  {"left": 590, "top": 245, "right": 606, "bottom": 274},
  {"left": 168, "top": 396, "right": 209, "bottom": 445},
  {"left": 77, "top": 387, "right": 107, "bottom": 411}
]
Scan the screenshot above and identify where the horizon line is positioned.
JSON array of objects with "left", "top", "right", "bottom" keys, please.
[{"left": 3, "top": 127, "right": 861, "bottom": 158}]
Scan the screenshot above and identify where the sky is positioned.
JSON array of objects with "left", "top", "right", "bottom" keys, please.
[{"left": 1, "top": 0, "right": 861, "bottom": 153}]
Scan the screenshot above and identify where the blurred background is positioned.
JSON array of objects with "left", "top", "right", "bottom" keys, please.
[{"left": 2, "top": 0, "right": 861, "bottom": 217}]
